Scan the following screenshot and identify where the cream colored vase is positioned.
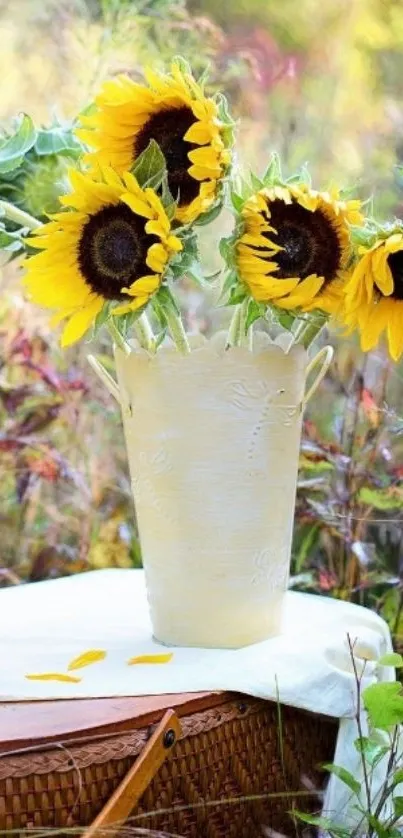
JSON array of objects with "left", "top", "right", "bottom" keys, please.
[{"left": 89, "top": 332, "right": 332, "bottom": 648}]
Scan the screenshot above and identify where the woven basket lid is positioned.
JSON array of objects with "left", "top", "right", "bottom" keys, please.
[{"left": 0, "top": 691, "right": 232, "bottom": 753}]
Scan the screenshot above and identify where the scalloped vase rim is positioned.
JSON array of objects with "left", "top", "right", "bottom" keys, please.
[{"left": 116, "top": 330, "right": 307, "bottom": 363}]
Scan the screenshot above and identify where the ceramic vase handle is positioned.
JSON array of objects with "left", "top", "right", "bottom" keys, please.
[
  {"left": 302, "top": 345, "right": 334, "bottom": 408},
  {"left": 88, "top": 355, "right": 121, "bottom": 404}
]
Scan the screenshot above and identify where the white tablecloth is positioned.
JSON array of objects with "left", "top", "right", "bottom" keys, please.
[{"left": 0, "top": 568, "right": 396, "bottom": 828}]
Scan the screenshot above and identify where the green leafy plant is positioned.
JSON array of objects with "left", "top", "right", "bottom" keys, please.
[{"left": 294, "top": 639, "right": 403, "bottom": 837}]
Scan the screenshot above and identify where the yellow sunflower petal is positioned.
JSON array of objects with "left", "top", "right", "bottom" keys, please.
[
  {"left": 127, "top": 653, "right": 173, "bottom": 665},
  {"left": 276, "top": 275, "right": 324, "bottom": 309},
  {"left": 191, "top": 99, "right": 218, "bottom": 121},
  {"left": 25, "top": 673, "right": 81, "bottom": 683},
  {"left": 60, "top": 297, "right": 104, "bottom": 347},
  {"left": 387, "top": 300, "right": 403, "bottom": 361},
  {"left": 237, "top": 252, "right": 279, "bottom": 272},
  {"left": 244, "top": 277, "right": 300, "bottom": 301},
  {"left": 184, "top": 122, "right": 214, "bottom": 144},
  {"left": 145, "top": 219, "right": 171, "bottom": 238},
  {"left": 166, "top": 235, "right": 183, "bottom": 252},
  {"left": 240, "top": 233, "right": 276, "bottom": 248},
  {"left": 25, "top": 268, "right": 91, "bottom": 309},
  {"left": 112, "top": 297, "right": 149, "bottom": 315},
  {"left": 187, "top": 146, "right": 220, "bottom": 167},
  {"left": 360, "top": 300, "right": 390, "bottom": 352},
  {"left": 121, "top": 193, "right": 154, "bottom": 219},
  {"left": 123, "top": 275, "right": 161, "bottom": 296},
  {"left": 188, "top": 163, "right": 222, "bottom": 181},
  {"left": 384, "top": 233, "right": 403, "bottom": 252},
  {"left": 372, "top": 247, "right": 394, "bottom": 296},
  {"left": 144, "top": 188, "right": 168, "bottom": 219},
  {"left": 67, "top": 650, "right": 107, "bottom": 671},
  {"left": 146, "top": 242, "right": 168, "bottom": 273}
]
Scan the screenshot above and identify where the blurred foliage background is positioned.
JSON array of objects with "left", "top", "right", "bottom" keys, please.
[{"left": 0, "top": 0, "right": 402, "bottom": 648}]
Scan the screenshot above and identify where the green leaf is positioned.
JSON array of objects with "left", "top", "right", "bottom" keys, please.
[
  {"left": 227, "top": 285, "right": 247, "bottom": 306},
  {"left": 295, "top": 523, "right": 320, "bottom": 574},
  {"left": 358, "top": 487, "right": 403, "bottom": 511},
  {"left": 93, "top": 302, "right": 112, "bottom": 336},
  {"left": 250, "top": 171, "right": 264, "bottom": 191},
  {"left": 292, "top": 811, "right": 350, "bottom": 836},
  {"left": 132, "top": 140, "right": 166, "bottom": 189},
  {"left": 350, "top": 225, "right": 379, "bottom": 248},
  {"left": 160, "top": 175, "right": 176, "bottom": 219},
  {"left": 245, "top": 299, "right": 266, "bottom": 331},
  {"left": 230, "top": 191, "right": 244, "bottom": 213},
  {"left": 219, "top": 235, "right": 233, "bottom": 262},
  {"left": 262, "top": 152, "right": 282, "bottom": 186},
  {"left": 172, "top": 55, "right": 192, "bottom": 77},
  {"left": 151, "top": 296, "right": 167, "bottom": 329},
  {"left": 217, "top": 270, "right": 238, "bottom": 304},
  {"left": 215, "top": 92, "right": 235, "bottom": 127},
  {"left": 354, "top": 736, "right": 389, "bottom": 767},
  {"left": 119, "top": 307, "right": 146, "bottom": 336},
  {"left": 0, "top": 224, "right": 25, "bottom": 252},
  {"left": 391, "top": 769, "right": 403, "bottom": 788},
  {"left": 299, "top": 456, "right": 334, "bottom": 473},
  {"left": 368, "top": 814, "right": 391, "bottom": 838},
  {"left": 0, "top": 115, "right": 37, "bottom": 173},
  {"left": 294, "top": 162, "right": 312, "bottom": 187},
  {"left": 154, "top": 328, "right": 168, "bottom": 350},
  {"left": 393, "top": 796, "right": 403, "bottom": 819},
  {"left": 34, "top": 125, "right": 82, "bottom": 158},
  {"left": 378, "top": 653, "right": 403, "bottom": 668},
  {"left": 363, "top": 682, "right": 403, "bottom": 730},
  {"left": 322, "top": 764, "right": 361, "bottom": 796},
  {"left": 155, "top": 284, "right": 181, "bottom": 316},
  {"left": 195, "top": 199, "right": 223, "bottom": 227},
  {"left": 185, "top": 260, "right": 209, "bottom": 288},
  {"left": 196, "top": 64, "right": 210, "bottom": 87},
  {"left": 274, "top": 308, "right": 297, "bottom": 331}
]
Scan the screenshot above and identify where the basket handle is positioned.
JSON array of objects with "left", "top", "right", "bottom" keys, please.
[
  {"left": 82, "top": 709, "right": 181, "bottom": 838},
  {"left": 88, "top": 354, "right": 121, "bottom": 404},
  {"left": 302, "top": 345, "right": 334, "bottom": 409}
]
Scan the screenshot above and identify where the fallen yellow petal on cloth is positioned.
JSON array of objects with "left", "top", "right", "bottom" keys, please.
[
  {"left": 67, "top": 649, "right": 107, "bottom": 671},
  {"left": 127, "top": 653, "right": 173, "bottom": 665},
  {"left": 25, "top": 672, "right": 82, "bottom": 683}
]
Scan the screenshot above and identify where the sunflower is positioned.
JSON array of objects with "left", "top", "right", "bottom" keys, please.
[
  {"left": 236, "top": 184, "right": 362, "bottom": 313},
  {"left": 343, "top": 231, "right": 403, "bottom": 361},
  {"left": 23, "top": 167, "right": 182, "bottom": 346},
  {"left": 77, "top": 62, "right": 232, "bottom": 225}
]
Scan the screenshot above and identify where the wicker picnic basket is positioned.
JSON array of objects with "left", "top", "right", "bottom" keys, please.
[{"left": 0, "top": 691, "right": 338, "bottom": 837}]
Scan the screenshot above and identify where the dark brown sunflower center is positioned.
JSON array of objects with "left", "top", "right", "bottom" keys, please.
[
  {"left": 264, "top": 199, "right": 342, "bottom": 282},
  {"left": 133, "top": 106, "right": 200, "bottom": 207},
  {"left": 387, "top": 250, "right": 403, "bottom": 300},
  {"left": 78, "top": 203, "right": 155, "bottom": 299}
]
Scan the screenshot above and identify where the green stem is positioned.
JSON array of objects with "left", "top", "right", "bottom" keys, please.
[
  {"left": 226, "top": 299, "right": 249, "bottom": 348},
  {"left": 248, "top": 321, "right": 254, "bottom": 351},
  {"left": 133, "top": 311, "right": 155, "bottom": 352},
  {"left": 164, "top": 306, "right": 190, "bottom": 354},
  {"left": 298, "top": 315, "right": 328, "bottom": 350},
  {"left": 0, "top": 200, "right": 41, "bottom": 231},
  {"left": 226, "top": 305, "right": 243, "bottom": 348},
  {"left": 291, "top": 317, "right": 309, "bottom": 345},
  {"left": 108, "top": 320, "right": 131, "bottom": 354}
]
